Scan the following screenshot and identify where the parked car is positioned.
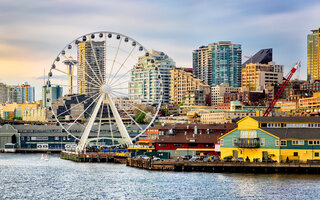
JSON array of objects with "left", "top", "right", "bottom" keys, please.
[
  {"left": 232, "top": 157, "right": 244, "bottom": 162},
  {"left": 189, "top": 156, "right": 200, "bottom": 162},
  {"left": 223, "top": 156, "right": 233, "bottom": 162},
  {"left": 212, "top": 155, "right": 220, "bottom": 162},
  {"left": 203, "top": 156, "right": 211, "bottom": 162},
  {"left": 152, "top": 156, "right": 161, "bottom": 161},
  {"left": 136, "top": 155, "right": 149, "bottom": 160},
  {"left": 182, "top": 155, "right": 192, "bottom": 160}
]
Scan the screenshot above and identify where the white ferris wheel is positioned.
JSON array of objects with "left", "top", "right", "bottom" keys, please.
[{"left": 46, "top": 31, "right": 162, "bottom": 153}]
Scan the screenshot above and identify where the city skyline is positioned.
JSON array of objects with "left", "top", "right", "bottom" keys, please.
[{"left": 0, "top": 0, "right": 320, "bottom": 100}]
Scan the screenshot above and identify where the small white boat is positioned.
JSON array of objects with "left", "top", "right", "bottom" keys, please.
[{"left": 44, "top": 155, "right": 49, "bottom": 161}]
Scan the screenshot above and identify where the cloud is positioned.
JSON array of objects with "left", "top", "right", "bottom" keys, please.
[{"left": 0, "top": 0, "right": 319, "bottom": 100}]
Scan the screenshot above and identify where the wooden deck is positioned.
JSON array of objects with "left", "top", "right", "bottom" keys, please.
[
  {"left": 60, "top": 151, "right": 127, "bottom": 164},
  {"left": 127, "top": 158, "right": 320, "bottom": 173}
]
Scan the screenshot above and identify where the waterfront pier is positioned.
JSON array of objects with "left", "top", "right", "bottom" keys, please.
[
  {"left": 60, "top": 151, "right": 127, "bottom": 164},
  {"left": 127, "top": 158, "right": 320, "bottom": 174}
]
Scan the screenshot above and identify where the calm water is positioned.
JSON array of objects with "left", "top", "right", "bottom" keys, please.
[{"left": 1, "top": 154, "right": 320, "bottom": 200}]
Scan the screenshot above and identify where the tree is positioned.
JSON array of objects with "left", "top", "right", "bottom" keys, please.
[
  {"left": 135, "top": 112, "right": 146, "bottom": 124},
  {"left": 161, "top": 108, "right": 169, "bottom": 116}
]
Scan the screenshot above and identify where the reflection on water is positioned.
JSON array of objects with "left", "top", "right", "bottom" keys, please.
[{"left": 1, "top": 153, "right": 320, "bottom": 199}]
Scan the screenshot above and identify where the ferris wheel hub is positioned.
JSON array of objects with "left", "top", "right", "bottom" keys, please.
[{"left": 101, "top": 84, "right": 112, "bottom": 94}]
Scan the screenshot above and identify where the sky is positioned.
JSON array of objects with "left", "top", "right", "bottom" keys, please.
[{"left": 0, "top": 0, "right": 320, "bottom": 100}]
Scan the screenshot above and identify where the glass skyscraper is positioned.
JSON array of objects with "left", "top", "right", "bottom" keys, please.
[
  {"left": 307, "top": 28, "right": 320, "bottom": 81},
  {"left": 42, "top": 85, "right": 63, "bottom": 107},
  {"left": 129, "top": 50, "right": 175, "bottom": 104},
  {"left": 193, "top": 41, "right": 242, "bottom": 87}
]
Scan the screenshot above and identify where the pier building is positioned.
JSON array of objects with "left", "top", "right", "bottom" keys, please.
[
  {"left": 150, "top": 124, "right": 237, "bottom": 156},
  {"left": 219, "top": 116, "right": 320, "bottom": 163},
  {"left": 0, "top": 124, "right": 142, "bottom": 152}
]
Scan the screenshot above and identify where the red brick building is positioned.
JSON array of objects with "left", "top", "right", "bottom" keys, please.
[
  {"left": 149, "top": 124, "right": 237, "bottom": 156},
  {"left": 224, "top": 91, "right": 265, "bottom": 106}
]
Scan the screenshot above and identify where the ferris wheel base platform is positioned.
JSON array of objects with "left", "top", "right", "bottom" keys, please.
[{"left": 60, "top": 151, "right": 127, "bottom": 164}]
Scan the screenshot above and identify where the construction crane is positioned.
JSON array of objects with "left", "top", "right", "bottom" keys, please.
[{"left": 263, "top": 61, "right": 301, "bottom": 117}]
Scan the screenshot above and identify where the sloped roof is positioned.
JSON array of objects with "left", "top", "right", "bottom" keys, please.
[
  {"left": 261, "top": 128, "right": 320, "bottom": 139},
  {"left": 154, "top": 132, "right": 224, "bottom": 144},
  {"left": 151, "top": 124, "right": 237, "bottom": 130},
  {"left": 242, "top": 48, "right": 272, "bottom": 67},
  {"left": 251, "top": 117, "right": 320, "bottom": 123}
]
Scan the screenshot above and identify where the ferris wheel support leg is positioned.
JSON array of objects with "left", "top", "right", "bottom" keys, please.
[
  {"left": 76, "top": 94, "right": 104, "bottom": 153},
  {"left": 106, "top": 93, "right": 133, "bottom": 146}
]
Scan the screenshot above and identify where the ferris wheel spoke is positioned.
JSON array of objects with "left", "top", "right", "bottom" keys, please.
[
  {"left": 52, "top": 68, "right": 68, "bottom": 75},
  {"left": 105, "top": 99, "right": 114, "bottom": 145},
  {"left": 77, "top": 94, "right": 105, "bottom": 152},
  {"left": 104, "top": 34, "right": 107, "bottom": 84},
  {"left": 75, "top": 63, "right": 102, "bottom": 87},
  {"left": 109, "top": 69, "right": 132, "bottom": 88},
  {"left": 89, "top": 38, "right": 104, "bottom": 83},
  {"left": 111, "top": 92, "right": 154, "bottom": 119},
  {"left": 97, "top": 98, "right": 105, "bottom": 145},
  {"left": 60, "top": 54, "right": 102, "bottom": 87},
  {"left": 79, "top": 46, "right": 103, "bottom": 85},
  {"left": 112, "top": 87, "right": 129, "bottom": 90},
  {"left": 67, "top": 95, "right": 100, "bottom": 130},
  {"left": 67, "top": 93, "right": 102, "bottom": 131},
  {"left": 110, "top": 80, "right": 130, "bottom": 88},
  {"left": 108, "top": 46, "right": 136, "bottom": 85},
  {"left": 110, "top": 90, "right": 128, "bottom": 96},
  {"left": 121, "top": 108, "right": 143, "bottom": 130},
  {"left": 107, "top": 37, "right": 122, "bottom": 84},
  {"left": 106, "top": 93, "right": 132, "bottom": 145},
  {"left": 56, "top": 93, "right": 100, "bottom": 118}
]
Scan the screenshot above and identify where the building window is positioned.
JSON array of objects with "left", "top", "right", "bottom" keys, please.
[
  {"left": 309, "top": 140, "right": 320, "bottom": 145},
  {"left": 260, "top": 138, "right": 265, "bottom": 146},
  {"left": 280, "top": 140, "right": 287, "bottom": 146},
  {"left": 220, "top": 139, "right": 224, "bottom": 146},
  {"left": 293, "top": 152, "right": 298, "bottom": 156},
  {"left": 292, "top": 140, "right": 304, "bottom": 145},
  {"left": 232, "top": 138, "right": 237, "bottom": 146},
  {"left": 315, "top": 152, "right": 319, "bottom": 157},
  {"left": 281, "top": 123, "right": 287, "bottom": 128},
  {"left": 55, "top": 136, "right": 59, "bottom": 140},
  {"left": 158, "top": 144, "right": 167, "bottom": 147},
  {"left": 173, "top": 144, "right": 183, "bottom": 147}
]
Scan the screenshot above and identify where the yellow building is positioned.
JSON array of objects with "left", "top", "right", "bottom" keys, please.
[
  {"left": 307, "top": 28, "right": 320, "bottom": 81},
  {"left": 0, "top": 101, "right": 43, "bottom": 120},
  {"left": 219, "top": 116, "right": 320, "bottom": 163},
  {"left": 23, "top": 107, "right": 48, "bottom": 122},
  {"left": 170, "top": 67, "right": 211, "bottom": 106},
  {"left": 276, "top": 100, "right": 297, "bottom": 112},
  {"left": 298, "top": 92, "right": 320, "bottom": 113},
  {"left": 241, "top": 62, "right": 283, "bottom": 91}
]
